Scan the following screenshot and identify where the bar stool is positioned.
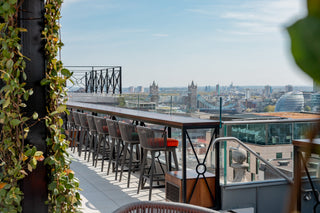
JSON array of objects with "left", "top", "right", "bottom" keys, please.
[
  {"left": 78, "top": 112, "right": 90, "bottom": 160},
  {"left": 93, "top": 116, "right": 110, "bottom": 172},
  {"left": 72, "top": 111, "right": 82, "bottom": 155},
  {"left": 66, "top": 111, "right": 76, "bottom": 150},
  {"left": 106, "top": 119, "right": 123, "bottom": 180},
  {"left": 136, "top": 126, "right": 179, "bottom": 201},
  {"left": 86, "top": 115, "right": 98, "bottom": 165},
  {"left": 118, "top": 122, "right": 141, "bottom": 187}
]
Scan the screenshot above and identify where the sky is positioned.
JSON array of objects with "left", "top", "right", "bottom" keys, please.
[{"left": 61, "top": 0, "right": 312, "bottom": 88}]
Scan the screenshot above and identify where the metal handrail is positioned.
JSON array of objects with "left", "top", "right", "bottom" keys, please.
[{"left": 211, "top": 137, "right": 293, "bottom": 184}]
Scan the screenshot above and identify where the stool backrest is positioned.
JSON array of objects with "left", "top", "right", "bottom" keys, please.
[
  {"left": 136, "top": 126, "right": 167, "bottom": 149},
  {"left": 118, "top": 122, "right": 139, "bottom": 142},
  {"left": 67, "top": 112, "right": 74, "bottom": 125},
  {"left": 78, "top": 112, "right": 89, "bottom": 128},
  {"left": 86, "top": 115, "right": 97, "bottom": 132},
  {"left": 93, "top": 116, "right": 108, "bottom": 135},
  {"left": 72, "top": 111, "right": 81, "bottom": 126},
  {"left": 106, "top": 119, "right": 121, "bottom": 139}
]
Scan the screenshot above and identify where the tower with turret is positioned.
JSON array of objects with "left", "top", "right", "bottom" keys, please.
[
  {"left": 187, "top": 81, "right": 197, "bottom": 112},
  {"left": 149, "top": 81, "right": 159, "bottom": 104}
]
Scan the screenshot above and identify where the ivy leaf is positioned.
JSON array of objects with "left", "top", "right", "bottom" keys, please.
[
  {"left": 0, "top": 23, "right": 6, "bottom": 31},
  {"left": 2, "top": 2, "right": 10, "bottom": 11},
  {"left": 56, "top": 105, "right": 66, "bottom": 113},
  {"left": 32, "top": 112, "right": 38, "bottom": 120},
  {"left": 40, "top": 79, "right": 50, "bottom": 86},
  {"left": 3, "top": 97, "right": 10, "bottom": 109},
  {"left": 6, "top": 59, "right": 14, "bottom": 69},
  {"left": 10, "top": 119, "right": 21, "bottom": 127},
  {"left": 27, "top": 164, "right": 32, "bottom": 172},
  {"left": 61, "top": 68, "right": 72, "bottom": 77},
  {"left": 20, "top": 170, "right": 28, "bottom": 176},
  {"left": 287, "top": 16, "right": 320, "bottom": 84}
]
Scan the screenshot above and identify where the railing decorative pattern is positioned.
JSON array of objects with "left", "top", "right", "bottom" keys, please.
[{"left": 66, "top": 66, "right": 122, "bottom": 94}]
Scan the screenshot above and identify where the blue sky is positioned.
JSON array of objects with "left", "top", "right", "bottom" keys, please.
[{"left": 61, "top": 0, "right": 312, "bottom": 88}]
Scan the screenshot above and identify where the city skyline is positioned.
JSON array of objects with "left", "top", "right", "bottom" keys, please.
[{"left": 61, "top": 0, "right": 312, "bottom": 88}]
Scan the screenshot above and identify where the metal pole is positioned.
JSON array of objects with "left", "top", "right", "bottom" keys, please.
[
  {"left": 182, "top": 127, "right": 187, "bottom": 203},
  {"left": 19, "top": 0, "right": 48, "bottom": 212}
]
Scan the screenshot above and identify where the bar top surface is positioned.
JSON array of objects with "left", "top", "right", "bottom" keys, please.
[{"left": 67, "top": 101, "right": 220, "bottom": 129}]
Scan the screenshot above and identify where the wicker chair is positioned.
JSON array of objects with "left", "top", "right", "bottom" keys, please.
[
  {"left": 72, "top": 111, "right": 82, "bottom": 155},
  {"left": 86, "top": 115, "right": 98, "bottom": 165},
  {"left": 66, "top": 111, "right": 76, "bottom": 150},
  {"left": 118, "top": 122, "right": 140, "bottom": 187},
  {"left": 136, "top": 126, "right": 179, "bottom": 201},
  {"left": 113, "top": 201, "right": 219, "bottom": 213},
  {"left": 106, "top": 119, "right": 123, "bottom": 180},
  {"left": 78, "top": 112, "right": 90, "bottom": 160},
  {"left": 93, "top": 116, "right": 110, "bottom": 172}
]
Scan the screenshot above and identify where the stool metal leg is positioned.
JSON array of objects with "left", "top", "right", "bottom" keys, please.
[
  {"left": 149, "top": 151, "right": 156, "bottom": 201},
  {"left": 119, "top": 142, "right": 129, "bottom": 182},
  {"left": 137, "top": 150, "right": 148, "bottom": 194}
]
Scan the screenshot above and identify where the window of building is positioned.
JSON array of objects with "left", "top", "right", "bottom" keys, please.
[
  {"left": 229, "top": 149, "right": 233, "bottom": 167},
  {"left": 251, "top": 173, "right": 255, "bottom": 181},
  {"left": 276, "top": 152, "right": 282, "bottom": 159}
]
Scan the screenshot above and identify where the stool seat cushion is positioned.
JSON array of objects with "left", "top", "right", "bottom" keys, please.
[
  {"left": 102, "top": 125, "right": 108, "bottom": 132},
  {"left": 152, "top": 138, "right": 179, "bottom": 147}
]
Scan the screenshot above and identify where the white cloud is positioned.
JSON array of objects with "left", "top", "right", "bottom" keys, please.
[{"left": 220, "top": 0, "right": 305, "bottom": 35}]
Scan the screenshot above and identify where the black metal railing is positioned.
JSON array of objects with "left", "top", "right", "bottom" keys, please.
[{"left": 65, "top": 66, "right": 122, "bottom": 95}]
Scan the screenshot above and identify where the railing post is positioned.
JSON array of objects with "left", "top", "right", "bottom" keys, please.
[
  {"left": 119, "top": 67, "right": 122, "bottom": 94},
  {"left": 85, "top": 72, "right": 88, "bottom": 93},
  {"left": 112, "top": 67, "right": 115, "bottom": 94},
  {"left": 20, "top": 0, "right": 48, "bottom": 212}
]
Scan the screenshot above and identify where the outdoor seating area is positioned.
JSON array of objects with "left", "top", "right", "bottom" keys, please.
[{"left": 66, "top": 110, "right": 180, "bottom": 202}]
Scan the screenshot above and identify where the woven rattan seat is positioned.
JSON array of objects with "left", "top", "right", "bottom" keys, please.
[
  {"left": 78, "top": 112, "right": 90, "bottom": 160},
  {"left": 118, "top": 122, "right": 141, "bottom": 187},
  {"left": 72, "top": 111, "right": 82, "bottom": 155},
  {"left": 93, "top": 116, "right": 110, "bottom": 172},
  {"left": 66, "top": 111, "right": 76, "bottom": 150},
  {"left": 106, "top": 119, "right": 123, "bottom": 180},
  {"left": 86, "top": 115, "right": 98, "bottom": 165}
]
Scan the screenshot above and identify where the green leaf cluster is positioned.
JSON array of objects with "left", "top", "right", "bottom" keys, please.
[{"left": 287, "top": 0, "right": 320, "bottom": 83}]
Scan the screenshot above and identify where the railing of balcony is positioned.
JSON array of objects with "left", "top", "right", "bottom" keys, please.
[
  {"left": 217, "top": 119, "right": 320, "bottom": 185},
  {"left": 65, "top": 66, "right": 122, "bottom": 94}
]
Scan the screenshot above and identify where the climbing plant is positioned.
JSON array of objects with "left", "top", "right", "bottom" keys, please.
[
  {"left": 0, "top": 0, "right": 81, "bottom": 212},
  {"left": 0, "top": 0, "right": 44, "bottom": 212},
  {"left": 42, "top": 0, "right": 81, "bottom": 212}
]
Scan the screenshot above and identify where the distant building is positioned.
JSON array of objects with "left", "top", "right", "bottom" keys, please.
[
  {"left": 216, "top": 84, "right": 220, "bottom": 96},
  {"left": 275, "top": 91, "right": 304, "bottom": 112},
  {"left": 311, "top": 93, "right": 320, "bottom": 112},
  {"left": 264, "top": 85, "right": 272, "bottom": 98},
  {"left": 136, "top": 86, "right": 144, "bottom": 93},
  {"left": 128, "top": 86, "right": 135, "bottom": 93},
  {"left": 149, "top": 81, "right": 159, "bottom": 104},
  {"left": 188, "top": 81, "right": 197, "bottom": 112},
  {"left": 285, "top": 85, "right": 293, "bottom": 93},
  {"left": 245, "top": 88, "right": 251, "bottom": 100}
]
